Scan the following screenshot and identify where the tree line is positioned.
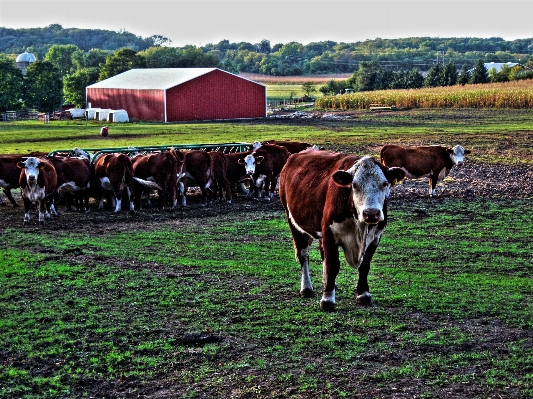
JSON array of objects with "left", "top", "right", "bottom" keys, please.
[{"left": 2, "top": 25, "right": 533, "bottom": 113}]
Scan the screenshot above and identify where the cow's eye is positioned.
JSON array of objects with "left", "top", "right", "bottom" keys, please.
[
  {"left": 382, "top": 181, "right": 389, "bottom": 189},
  {"left": 352, "top": 182, "right": 360, "bottom": 191}
]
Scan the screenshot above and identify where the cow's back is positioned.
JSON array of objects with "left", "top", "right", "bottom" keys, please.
[
  {"left": 280, "top": 150, "right": 358, "bottom": 235},
  {"left": 380, "top": 144, "right": 450, "bottom": 177}
]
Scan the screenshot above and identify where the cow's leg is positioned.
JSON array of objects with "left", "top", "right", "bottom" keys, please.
[
  {"left": 429, "top": 176, "right": 437, "bottom": 196},
  {"left": 38, "top": 199, "right": 47, "bottom": 225},
  {"left": 178, "top": 181, "right": 187, "bottom": 207},
  {"left": 22, "top": 197, "right": 32, "bottom": 225},
  {"left": 3, "top": 188, "right": 19, "bottom": 207},
  {"left": 320, "top": 233, "right": 341, "bottom": 311},
  {"left": 125, "top": 186, "right": 135, "bottom": 213},
  {"left": 288, "top": 223, "right": 314, "bottom": 297},
  {"left": 355, "top": 241, "right": 379, "bottom": 306}
]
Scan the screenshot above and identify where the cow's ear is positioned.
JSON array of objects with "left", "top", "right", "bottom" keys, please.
[
  {"left": 237, "top": 158, "right": 244, "bottom": 164},
  {"left": 255, "top": 156, "right": 264, "bottom": 164},
  {"left": 38, "top": 162, "right": 46, "bottom": 169},
  {"left": 17, "top": 161, "right": 25, "bottom": 169},
  {"left": 446, "top": 148, "right": 454, "bottom": 154},
  {"left": 385, "top": 167, "right": 406, "bottom": 186},
  {"left": 464, "top": 149, "right": 471, "bottom": 154},
  {"left": 332, "top": 170, "right": 353, "bottom": 187}
]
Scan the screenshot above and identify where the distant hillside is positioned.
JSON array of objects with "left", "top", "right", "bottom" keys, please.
[
  {"left": 0, "top": 24, "right": 158, "bottom": 58},
  {"left": 1, "top": 25, "right": 533, "bottom": 75}
]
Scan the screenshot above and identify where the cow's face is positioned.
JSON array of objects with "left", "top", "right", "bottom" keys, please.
[
  {"left": 447, "top": 145, "right": 471, "bottom": 167},
  {"left": 17, "top": 157, "right": 45, "bottom": 186},
  {"left": 241, "top": 154, "right": 264, "bottom": 176},
  {"left": 333, "top": 156, "right": 405, "bottom": 224}
]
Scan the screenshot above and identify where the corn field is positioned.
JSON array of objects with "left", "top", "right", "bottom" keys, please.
[{"left": 315, "top": 80, "right": 533, "bottom": 110}]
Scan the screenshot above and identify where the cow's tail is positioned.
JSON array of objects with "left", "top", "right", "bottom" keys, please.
[{"left": 133, "top": 177, "right": 162, "bottom": 191}]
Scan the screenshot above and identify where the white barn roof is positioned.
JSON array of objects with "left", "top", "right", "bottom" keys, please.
[
  {"left": 87, "top": 68, "right": 264, "bottom": 90},
  {"left": 87, "top": 68, "right": 216, "bottom": 90}
]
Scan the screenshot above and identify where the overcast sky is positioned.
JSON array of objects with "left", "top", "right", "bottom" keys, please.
[{"left": 1, "top": 0, "right": 531, "bottom": 47}]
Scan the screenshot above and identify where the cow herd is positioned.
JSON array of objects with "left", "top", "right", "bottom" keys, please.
[{"left": 1, "top": 141, "right": 470, "bottom": 310}]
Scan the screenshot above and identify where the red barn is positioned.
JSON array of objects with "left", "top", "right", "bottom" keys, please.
[{"left": 86, "top": 68, "right": 266, "bottom": 122}]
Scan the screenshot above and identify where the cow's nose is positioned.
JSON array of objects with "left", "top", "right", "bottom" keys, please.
[
  {"left": 456, "top": 161, "right": 464, "bottom": 166},
  {"left": 362, "top": 209, "right": 381, "bottom": 224}
]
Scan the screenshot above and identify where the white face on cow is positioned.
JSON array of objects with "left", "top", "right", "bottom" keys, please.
[
  {"left": 242, "top": 153, "right": 263, "bottom": 176},
  {"left": 448, "top": 145, "right": 469, "bottom": 167},
  {"left": 20, "top": 157, "right": 42, "bottom": 185},
  {"left": 342, "top": 157, "right": 391, "bottom": 224}
]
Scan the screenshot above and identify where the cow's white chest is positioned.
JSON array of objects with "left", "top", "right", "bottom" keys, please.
[
  {"left": 330, "top": 218, "right": 383, "bottom": 267},
  {"left": 22, "top": 185, "right": 46, "bottom": 203}
]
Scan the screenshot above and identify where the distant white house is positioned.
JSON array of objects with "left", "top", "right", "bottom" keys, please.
[{"left": 484, "top": 62, "right": 530, "bottom": 73}]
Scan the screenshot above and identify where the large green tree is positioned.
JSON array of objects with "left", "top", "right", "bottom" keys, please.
[
  {"left": 0, "top": 55, "right": 24, "bottom": 112},
  {"left": 470, "top": 58, "right": 489, "bottom": 84},
  {"left": 443, "top": 61, "right": 458, "bottom": 86},
  {"left": 424, "top": 64, "right": 444, "bottom": 87},
  {"left": 23, "top": 60, "right": 63, "bottom": 112},
  {"left": 98, "top": 48, "right": 147, "bottom": 80},
  {"left": 63, "top": 68, "right": 100, "bottom": 108},
  {"left": 44, "top": 44, "right": 82, "bottom": 77}
]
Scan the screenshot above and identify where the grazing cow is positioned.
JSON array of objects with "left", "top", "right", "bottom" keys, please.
[
  {"left": 225, "top": 150, "right": 252, "bottom": 195},
  {"left": 209, "top": 151, "right": 232, "bottom": 204},
  {"left": 93, "top": 153, "right": 161, "bottom": 213},
  {"left": 259, "top": 140, "right": 323, "bottom": 154},
  {"left": 279, "top": 150, "right": 406, "bottom": 310},
  {"left": 47, "top": 156, "right": 93, "bottom": 212},
  {"left": 183, "top": 150, "right": 214, "bottom": 207},
  {"left": 17, "top": 157, "right": 58, "bottom": 225},
  {"left": 0, "top": 155, "right": 26, "bottom": 207},
  {"left": 380, "top": 144, "right": 471, "bottom": 196},
  {"left": 132, "top": 149, "right": 183, "bottom": 211},
  {"left": 239, "top": 144, "right": 290, "bottom": 200}
]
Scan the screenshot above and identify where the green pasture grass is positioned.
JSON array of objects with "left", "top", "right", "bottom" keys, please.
[
  {"left": 265, "top": 83, "right": 321, "bottom": 102},
  {"left": 1, "top": 108, "right": 533, "bottom": 166},
  {"left": 1, "top": 198, "right": 533, "bottom": 397}
]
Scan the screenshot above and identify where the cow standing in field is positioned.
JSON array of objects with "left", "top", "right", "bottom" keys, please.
[
  {"left": 279, "top": 150, "right": 406, "bottom": 310},
  {"left": 380, "top": 144, "right": 471, "bottom": 197},
  {"left": 0, "top": 155, "right": 26, "bottom": 207},
  {"left": 93, "top": 153, "right": 161, "bottom": 213},
  {"left": 209, "top": 151, "right": 232, "bottom": 204},
  {"left": 258, "top": 140, "right": 323, "bottom": 154},
  {"left": 17, "top": 157, "right": 58, "bottom": 225},
  {"left": 239, "top": 144, "right": 290, "bottom": 200},
  {"left": 47, "top": 156, "right": 93, "bottom": 213},
  {"left": 225, "top": 150, "right": 252, "bottom": 195},
  {"left": 132, "top": 149, "right": 183, "bottom": 211},
  {"left": 183, "top": 150, "right": 214, "bottom": 207}
]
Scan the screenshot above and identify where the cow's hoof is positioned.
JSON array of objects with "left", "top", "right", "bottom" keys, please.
[
  {"left": 356, "top": 292, "right": 373, "bottom": 306},
  {"left": 320, "top": 300, "right": 336, "bottom": 312},
  {"left": 300, "top": 288, "right": 315, "bottom": 298}
]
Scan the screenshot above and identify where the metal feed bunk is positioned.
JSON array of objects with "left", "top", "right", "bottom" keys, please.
[{"left": 47, "top": 142, "right": 252, "bottom": 163}]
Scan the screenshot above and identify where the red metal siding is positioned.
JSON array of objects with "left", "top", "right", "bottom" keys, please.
[
  {"left": 165, "top": 70, "right": 266, "bottom": 122},
  {"left": 86, "top": 88, "right": 165, "bottom": 121}
]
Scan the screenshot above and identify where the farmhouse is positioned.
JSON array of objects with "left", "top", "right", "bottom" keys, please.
[{"left": 86, "top": 68, "right": 267, "bottom": 123}]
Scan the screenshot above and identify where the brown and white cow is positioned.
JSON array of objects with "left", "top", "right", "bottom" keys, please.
[
  {"left": 132, "top": 149, "right": 184, "bottom": 211},
  {"left": 94, "top": 153, "right": 161, "bottom": 213},
  {"left": 224, "top": 150, "right": 252, "bottom": 195},
  {"left": 47, "top": 156, "right": 93, "bottom": 213},
  {"left": 208, "top": 151, "right": 232, "bottom": 204},
  {"left": 239, "top": 143, "right": 290, "bottom": 200},
  {"left": 17, "top": 157, "right": 58, "bottom": 225},
  {"left": 257, "top": 140, "right": 323, "bottom": 154},
  {"left": 279, "top": 150, "right": 406, "bottom": 310},
  {"left": 0, "top": 155, "right": 26, "bottom": 207},
  {"left": 183, "top": 150, "right": 214, "bottom": 207},
  {"left": 380, "top": 144, "right": 471, "bottom": 196}
]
